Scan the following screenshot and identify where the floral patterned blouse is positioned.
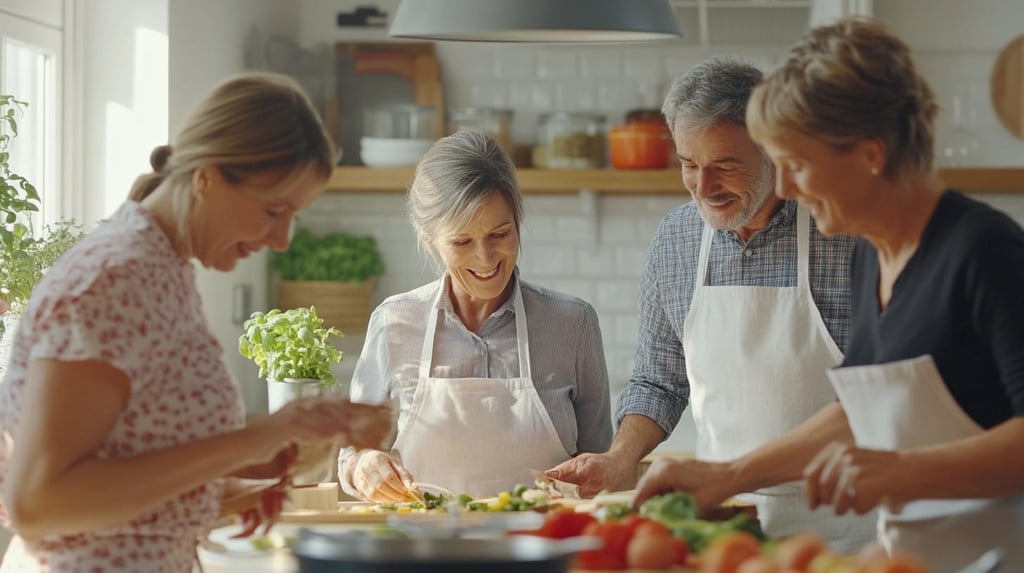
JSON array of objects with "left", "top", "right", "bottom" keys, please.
[{"left": 0, "top": 202, "right": 244, "bottom": 572}]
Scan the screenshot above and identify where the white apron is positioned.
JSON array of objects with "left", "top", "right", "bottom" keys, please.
[
  {"left": 392, "top": 279, "right": 570, "bottom": 498},
  {"left": 684, "top": 205, "right": 877, "bottom": 553},
  {"left": 829, "top": 355, "right": 1024, "bottom": 573}
]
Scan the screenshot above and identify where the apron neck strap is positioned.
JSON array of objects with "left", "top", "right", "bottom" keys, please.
[
  {"left": 696, "top": 222, "right": 715, "bottom": 288},
  {"left": 796, "top": 203, "right": 810, "bottom": 290},
  {"left": 419, "top": 275, "right": 531, "bottom": 379}
]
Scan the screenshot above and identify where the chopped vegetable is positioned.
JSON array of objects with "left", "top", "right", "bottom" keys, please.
[{"left": 638, "top": 492, "right": 700, "bottom": 525}]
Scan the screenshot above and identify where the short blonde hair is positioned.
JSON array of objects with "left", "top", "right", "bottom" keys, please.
[
  {"left": 407, "top": 131, "right": 522, "bottom": 271},
  {"left": 129, "top": 72, "right": 336, "bottom": 255},
  {"left": 747, "top": 17, "right": 938, "bottom": 178}
]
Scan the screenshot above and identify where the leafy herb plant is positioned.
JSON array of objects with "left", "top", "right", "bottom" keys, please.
[
  {"left": 273, "top": 228, "right": 384, "bottom": 282},
  {"left": 0, "top": 95, "right": 85, "bottom": 312},
  {"left": 238, "top": 306, "right": 344, "bottom": 385}
]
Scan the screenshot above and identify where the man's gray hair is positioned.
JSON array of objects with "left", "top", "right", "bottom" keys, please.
[
  {"left": 662, "top": 56, "right": 763, "bottom": 134},
  {"left": 407, "top": 130, "right": 523, "bottom": 270}
]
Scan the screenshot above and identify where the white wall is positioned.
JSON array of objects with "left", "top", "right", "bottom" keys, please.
[
  {"left": 167, "top": 0, "right": 298, "bottom": 414},
  {"left": 877, "top": 0, "right": 1024, "bottom": 166},
  {"left": 80, "top": 0, "right": 168, "bottom": 227}
]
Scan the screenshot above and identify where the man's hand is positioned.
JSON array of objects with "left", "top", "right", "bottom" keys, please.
[
  {"left": 545, "top": 452, "right": 634, "bottom": 498},
  {"left": 634, "top": 458, "right": 738, "bottom": 512}
]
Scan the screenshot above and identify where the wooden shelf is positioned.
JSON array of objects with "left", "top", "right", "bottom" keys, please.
[{"left": 326, "top": 167, "right": 1024, "bottom": 196}]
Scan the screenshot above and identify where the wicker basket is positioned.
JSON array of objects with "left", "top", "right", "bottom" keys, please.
[{"left": 278, "top": 279, "right": 375, "bottom": 334}]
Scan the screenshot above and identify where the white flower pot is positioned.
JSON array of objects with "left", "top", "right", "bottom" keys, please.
[{"left": 266, "top": 377, "right": 324, "bottom": 413}]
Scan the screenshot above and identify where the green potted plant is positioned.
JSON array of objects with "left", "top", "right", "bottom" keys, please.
[
  {"left": 0, "top": 95, "right": 85, "bottom": 368},
  {"left": 238, "top": 305, "right": 346, "bottom": 485},
  {"left": 238, "top": 305, "right": 344, "bottom": 411},
  {"left": 273, "top": 228, "right": 384, "bottom": 334}
]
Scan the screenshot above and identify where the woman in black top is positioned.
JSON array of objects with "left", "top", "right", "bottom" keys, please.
[
  {"left": 745, "top": 16, "right": 1024, "bottom": 571},
  {"left": 635, "top": 16, "right": 1024, "bottom": 572}
]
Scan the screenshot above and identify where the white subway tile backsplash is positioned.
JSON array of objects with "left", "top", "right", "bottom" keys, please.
[
  {"left": 575, "top": 248, "right": 617, "bottom": 278},
  {"left": 598, "top": 218, "right": 637, "bottom": 244},
  {"left": 579, "top": 50, "right": 625, "bottom": 80},
  {"left": 622, "top": 49, "right": 665, "bottom": 81},
  {"left": 549, "top": 279, "right": 596, "bottom": 303},
  {"left": 470, "top": 83, "right": 511, "bottom": 109},
  {"left": 537, "top": 49, "right": 578, "bottom": 80},
  {"left": 555, "top": 81, "right": 599, "bottom": 112},
  {"left": 492, "top": 47, "right": 539, "bottom": 81},
  {"left": 555, "top": 215, "right": 597, "bottom": 244},
  {"left": 437, "top": 43, "right": 496, "bottom": 83},
  {"left": 605, "top": 348, "right": 637, "bottom": 390},
  {"left": 522, "top": 215, "right": 558, "bottom": 242},
  {"left": 519, "top": 246, "right": 578, "bottom": 277},
  {"left": 615, "top": 247, "right": 649, "bottom": 277},
  {"left": 596, "top": 281, "right": 640, "bottom": 312},
  {"left": 615, "top": 315, "right": 641, "bottom": 347}
]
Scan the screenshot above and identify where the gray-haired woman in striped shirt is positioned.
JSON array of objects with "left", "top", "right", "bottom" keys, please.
[{"left": 338, "top": 131, "right": 612, "bottom": 501}]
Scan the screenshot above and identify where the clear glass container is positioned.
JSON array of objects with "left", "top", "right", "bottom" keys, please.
[
  {"left": 448, "top": 108, "right": 515, "bottom": 157},
  {"left": 363, "top": 105, "right": 439, "bottom": 140},
  {"left": 939, "top": 94, "right": 981, "bottom": 167},
  {"left": 538, "top": 112, "right": 606, "bottom": 169}
]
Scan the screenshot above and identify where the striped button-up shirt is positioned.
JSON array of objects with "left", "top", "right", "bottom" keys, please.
[{"left": 616, "top": 200, "right": 856, "bottom": 435}]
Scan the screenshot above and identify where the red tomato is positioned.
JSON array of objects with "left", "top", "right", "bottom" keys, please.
[
  {"left": 633, "top": 519, "right": 673, "bottom": 539},
  {"left": 736, "top": 556, "right": 779, "bottom": 573},
  {"left": 626, "top": 527, "right": 678, "bottom": 570},
  {"left": 574, "top": 521, "right": 632, "bottom": 570},
  {"left": 700, "top": 531, "right": 762, "bottom": 573},
  {"left": 867, "top": 553, "right": 929, "bottom": 573},
  {"left": 775, "top": 533, "right": 826, "bottom": 571},
  {"left": 610, "top": 514, "right": 648, "bottom": 538},
  {"left": 540, "top": 510, "right": 597, "bottom": 539},
  {"left": 671, "top": 537, "right": 691, "bottom": 566}
]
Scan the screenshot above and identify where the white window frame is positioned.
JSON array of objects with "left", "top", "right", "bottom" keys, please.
[{"left": 0, "top": 0, "right": 80, "bottom": 227}]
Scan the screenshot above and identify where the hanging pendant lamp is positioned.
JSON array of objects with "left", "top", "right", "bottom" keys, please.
[{"left": 388, "top": 0, "right": 681, "bottom": 43}]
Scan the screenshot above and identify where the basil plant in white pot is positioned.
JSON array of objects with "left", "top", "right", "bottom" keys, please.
[{"left": 238, "top": 306, "right": 344, "bottom": 413}]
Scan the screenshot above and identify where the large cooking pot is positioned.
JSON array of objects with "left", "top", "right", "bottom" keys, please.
[{"left": 290, "top": 528, "right": 599, "bottom": 573}]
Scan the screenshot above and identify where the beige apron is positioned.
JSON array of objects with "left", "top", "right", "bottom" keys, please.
[
  {"left": 392, "top": 279, "right": 570, "bottom": 498},
  {"left": 684, "top": 205, "right": 876, "bottom": 553},
  {"left": 829, "top": 355, "right": 1024, "bottom": 573}
]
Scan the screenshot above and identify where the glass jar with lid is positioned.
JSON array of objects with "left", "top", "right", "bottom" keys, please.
[
  {"left": 448, "top": 108, "right": 515, "bottom": 157},
  {"left": 538, "top": 112, "right": 606, "bottom": 169}
]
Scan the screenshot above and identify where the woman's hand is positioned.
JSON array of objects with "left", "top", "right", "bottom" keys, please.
[
  {"left": 220, "top": 477, "right": 289, "bottom": 538},
  {"left": 634, "top": 457, "right": 738, "bottom": 512},
  {"left": 246, "top": 397, "right": 393, "bottom": 466},
  {"left": 352, "top": 450, "right": 419, "bottom": 503},
  {"left": 803, "top": 441, "right": 905, "bottom": 515},
  {"left": 233, "top": 443, "right": 298, "bottom": 480}
]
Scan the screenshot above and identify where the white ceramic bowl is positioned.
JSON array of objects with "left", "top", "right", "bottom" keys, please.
[{"left": 359, "top": 137, "right": 434, "bottom": 167}]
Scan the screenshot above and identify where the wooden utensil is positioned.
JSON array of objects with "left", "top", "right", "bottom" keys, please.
[{"left": 992, "top": 34, "right": 1024, "bottom": 139}]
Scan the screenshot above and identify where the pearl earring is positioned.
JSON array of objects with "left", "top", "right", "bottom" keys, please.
[{"left": 870, "top": 167, "right": 879, "bottom": 176}]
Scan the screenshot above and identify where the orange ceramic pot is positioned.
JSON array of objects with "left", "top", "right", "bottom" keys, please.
[{"left": 608, "top": 123, "right": 673, "bottom": 169}]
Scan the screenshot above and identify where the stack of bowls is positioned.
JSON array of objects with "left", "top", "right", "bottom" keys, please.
[
  {"left": 360, "top": 137, "right": 434, "bottom": 167},
  {"left": 360, "top": 104, "right": 439, "bottom": 167}
]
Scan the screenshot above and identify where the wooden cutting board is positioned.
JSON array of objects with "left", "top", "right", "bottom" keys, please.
[{"left": 992, "top": 34, "right": 1024, "bottom": 139}]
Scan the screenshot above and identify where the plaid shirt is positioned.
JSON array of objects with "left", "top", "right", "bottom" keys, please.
[{"left": 616, "top": 200, "right": 856, "bottom": 434}]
